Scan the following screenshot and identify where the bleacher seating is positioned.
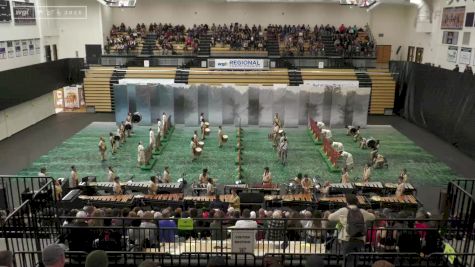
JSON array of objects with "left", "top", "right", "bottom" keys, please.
[
  {"left": 124, "top": 67, "right": 177, "bottom": 79},
  {"left": 83, "top": 67, "right": 114, "bottom": 112},
  {"left": 300, "top": 68, "right": 357, "bottom": 81},
  {"left": 210, "top": 47, "right": 268, "bottom": 57},
  {"left": 187, "top": 68, "right": 290, "bottom": 85},
  {"left": 368, "top": 69, "right": 396, "bottom": 115}
]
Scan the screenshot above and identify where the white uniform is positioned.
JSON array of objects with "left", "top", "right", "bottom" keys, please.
[
  {"left": 137, "top": 144, "right": 145, "bottom": 164},
  {"left": 108, "top": 170, "right": 116, "bottom": 182},
  {"left": 70, "top": 170, "right": 78, "bottom": 188},
  {"left": 149, "top": 129, "right": 155, "bottom": 147},
  {"left": 317, "top": 122, "right": 325, "bottom": 129},
  {"left": 321, "top": 129, "right": 332, "bottom": 139},
  {"left": 157, "top": 121, "right": 162, "bottom": 135},
  {"left": 331, "top": 142, "right": 344, "bottom": 152},
  {"left": 341, "top": 151, "right": 354, "bottom": 169},
  {"left": 163, "top": 170, "right": 171, "bottom": 183}
]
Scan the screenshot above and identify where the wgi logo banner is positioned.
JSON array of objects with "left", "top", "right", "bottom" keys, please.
[{"left": 211, "top": 59, "right": 269, "bottom": 70}]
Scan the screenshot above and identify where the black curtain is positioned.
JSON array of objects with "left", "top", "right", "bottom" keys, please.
[{"left": 390, "top": 61, "right": 475, "bottom": 160}]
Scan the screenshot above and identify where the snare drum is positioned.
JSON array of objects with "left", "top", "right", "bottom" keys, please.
[
  {"left": 198, "top": 141, "right": 205, "bottom": 148},
  {"left": 205, "top": 128, "right": 211, "bottom": 135},
  {"left": 222, "top": 135, "right": 228, "bottom": 143},
  {"left": 194, "top": 147, "right": 202, "bottom": 156}
]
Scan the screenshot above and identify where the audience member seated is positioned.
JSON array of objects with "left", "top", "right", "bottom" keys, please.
[
  {"left": 105, "top": 23, "right": 145, "bottom": 54},
  {"left": 210, "top": 23, "right": 266, "bottom": 51}
]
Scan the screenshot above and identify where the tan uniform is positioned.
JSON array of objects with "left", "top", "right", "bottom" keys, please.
[
  {"left": 218, "top": 129, "right": 224, "bottom": 147},
  {"left": 262, "top": 171, "right": 272, "bottom": 185},
  {"left": 301, "top": 178, "right": 313, "bottom": 192},
  {"left": 113, "top": 182, "right": 122, "bottom": 195},
  {"left": 395, "top": 182, "right": 405, "bottom": 197},
  {"left": 98, "top": 140, "right": 107, "bottom": 161},
  {"left": 149, "top": 181, "right": 158, "bottom": 194},
  {"left": 162, "top": 170, "right": 171, "bottom": 183},
  {"left": 341, "top": 172, "right": 350, "bottom": 184},
  {"left": 363, "top": 166, "right": 371, "bottom": 182},
  {"left": 230, "top": 194, "right": 240, "bottom": 210},
  {"left": 137, "top": 144, "right": 145, "bottom": 165}
]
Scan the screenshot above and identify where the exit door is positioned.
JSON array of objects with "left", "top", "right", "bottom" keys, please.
[{"left": 376, "top": 45, "right": 391, "bottom": 64}]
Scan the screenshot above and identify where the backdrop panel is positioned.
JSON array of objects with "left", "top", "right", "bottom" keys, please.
[
  {"left": 114, "top": 85, "right": 128, "bottom": 123},
  {"left": 135, "top": 85, "right": 151, "bottom": 125},
  {"left": 158, "top": 84, "right": 174, "bottom": 125},
  {"left": 259, "top": 87, "right": 274, "bottom": 127},
  {"left": 284, "top": 86, "right": 299, "bottom": 127},
  {"left": 197, "top": 85, "right": 209, "bottom": 124},
  {"left": 234, "top": 86, "right": 249, "bottom": 126},
  {"left": 208, "top": 86, "right": 223, "bottom": 125},
  {"left": 183, "top": 85, "right": 199, "bottom": 126}
]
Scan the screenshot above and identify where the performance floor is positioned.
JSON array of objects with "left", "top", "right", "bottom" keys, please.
[{"left": 16, "top": 122, "right": 459, "bottom": 187}]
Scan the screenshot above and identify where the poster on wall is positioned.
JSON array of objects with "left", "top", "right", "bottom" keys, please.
[
  {"left": 0, "top": 42, "right": 6, "bottom": 59},
  {"left": 63, "top": 86, "right": 80, "bottom": 109},
  {"left": 13, "top": 1, "right": 36, "bottom": 25},
  {"left": 448, "top": 46, "right": 458, "bottom": 63},
  {"left": 466, "top": 12, "right": 474, "bottom": 27},
  {"left": 459, "top": 47, "right": 472, "bottom": 65},
  {"left": 442, "top": 31, "right": 459, "bottom": 45},
  {"left": 441, "top": 6, "right": 465, "bottom": 30},
  {"left": 21, "top": 40, "right": 28, "bottom": 56},
  {"left": 7, "top": 41, "right": 13, "bottom": 58},
  {"left": 0, "top": 0, "right": 11, "bottom": 22},
  {"left": 14, "top": 40, "right": 21, "bottom": 57},
  {"left": 28, "top": 40, "right": 34, "bottom": 55},
  {"left": 35, "top": 39, "right": 40, "bottom": 54}
]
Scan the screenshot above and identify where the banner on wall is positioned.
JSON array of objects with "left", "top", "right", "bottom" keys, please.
[
  {"left": 459, "top": 47, "right": 472, "bottom": 65},
  {"left": 442, "top": 31, "right": 459, "bottom": 45},
  {"left": 0, "top": 42, "right": 5, "bottom": 59},
  {"left": 209, "top": 59, "right": 269, "bottom": 70},
  {"left": 441, "top": 6, "right": 466, "bottom": 30},
  {"left": 13, "top": 1, "right": 36, "bottom": 25},
  {"left": 0, "top": 0, "right": 11, "bottom": 22},
  {"left": 63, "top": 86, "right": 80, "bottom": 109},
  {"left": 448, "top": 46, "right": 458, "bottom": 63}
]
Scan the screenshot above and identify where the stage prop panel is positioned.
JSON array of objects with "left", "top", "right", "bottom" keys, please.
[{"left": 113, "top": 82, "right": 369, "bottom": 127}]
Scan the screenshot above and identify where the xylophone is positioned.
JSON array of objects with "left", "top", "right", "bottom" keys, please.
[
  {"left": 354, "top": 182, "right": 384, "bottom": 194},
  {"left": 78, "top": 195, "right": 134, "bottom": 208},
  {"left": 264, "top": 193, "right": 314, "bottom": 202},
  {"left": 384, "top": 183, "right": 416, "bottom": 194},
  {"left": 135, "top": 193, "right": 183, "bottom": 207},
  {"left": 264, "top": 194, "right": 316, "bottom": 210},
  {"left": 184, "top": 194, "right": 234, "bottom": 203},
  {"left": 329, "top": 183, "right": 355, "bottom": 195},
  {"left": 369, "top": 195, "right": 419, "bottom": 210},
  {"left": 318, "top": 195, "right": 368, "bottom": 210}
]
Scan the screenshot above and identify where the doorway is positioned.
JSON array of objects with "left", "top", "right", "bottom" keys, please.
[
  {"left": 52, "top": 44, "right": 58, "bottom": 61},
  {"left": 415, "top": 47, "right": 424, "bottom": 63},
  {"left": 85, "top": 44, "right": 102, "bottom": 65},
  {"left": 44, "top": 45, "right": 51, "bottom": 62},
  {"left": 376, "top": 45, "right": 391, "bottom": 64}
]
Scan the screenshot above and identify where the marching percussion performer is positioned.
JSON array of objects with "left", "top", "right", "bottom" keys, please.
[
  {"left": 54, "top": 179, "right": 62, "bottom": 201},
  {"left": 157, "top": 118, "right": 162, "bottom": 136},
  {"left": 199, "top": 168, "right": 209, "bottom": 186},
  {"left": 191, "top": 137, "right": 197, "bottom": 161},
  {"left": 301, "top": 174, "right": 313, "bottom": 193},
  {"left": 370, "top": 147, "right": 379, "bottom": 163},
  {"left": 321, "top": 129, "right": 332, "bottom": 139},
  {"left": 279, "top": 138, "right": 289, "bottom": 165},
  {"left": 273, "top": 112, "right": 282, "bottom": 128},
  {"left": 340, "top": 151, "right": 354, "bottom": 170},
  {"left": 200, "top": 118, "right": 206, "bottom": 140},
  {"left": 193, "top": 130, "right": 199, "bottom": 145},
  {"left": 70, "top": 165, "right": 78, "bottom": 188},
  {"left": 98, "top": 137, "right": 107, "bottom": 161},
  {"left": 363, "top": 163, "right": 372, "bottom": 183},
  {"left": 230, "top": 189, "right": 240, "bottom": 210},
  {"left": 320, "top": 181, "right": 331, "bottom": 196},
  {"left": 137, "top": 141, "right": 145, "bottom": 167},
  {"left": 149, "top": 128, "right": 155, "bottom": 148},
  {"left": 162, "top": 112, "right": 168, "bottom": 136},
  {"left": 317, "top": 121, "right": 325, "bottom": 130},
  {"left": 400, "top": 169, "right": 409, "bottom": 183},
  {"left": 293, "top": 173, "right": 303, "bottom": 185},
  {"left": 125, "top": 113, "right": 132, "bottom": 137},
  {"left": 262, "top": 167, "right": 272, "bottom": 186},
  {"left": 113, "top": 177, "right": 122, "bottom": 195},
  {"left": 218, "top": 126, "right": 225, "bottom": 148},
  {"left": 395, "top": 176, "right": 405, "bottom": 198},
  {"left": 149, "top": 176, "right": 158, "bottom": 195},
  {"left": 118, "top": 122, "right": 126, "bottom": 144},
  {"left": 341, "top": 167, "right": 350, "bottom": 184},
  {"left": 109, "top": 132, "right": 117, "bottom": 154},
  {"left": 206, "top": 178, "right": 215, "bottom": 196},
  {"left": 107, "top": 166, "right": 116, "bottom": 182},
  {"left": 162, "top": 166, "right": 171, "bottom": 183},
  {"left": 200, "top": 112, "right": 205, "bottom": 125},
  {"left": 360, "top": 137, "right": 367, "bottom": 149}
]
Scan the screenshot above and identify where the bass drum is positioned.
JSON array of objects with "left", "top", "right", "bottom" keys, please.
[
  {"left": 349, "top": 127, "right": 357, "bottom": 135},
  {"left": 132, "top": 112, "right": 142, "bottom": 123},
  {"left": 367, "top": 139, "right": 376, "bottom": 150}
]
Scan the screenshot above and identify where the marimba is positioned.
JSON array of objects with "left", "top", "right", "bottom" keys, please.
[
  {"left": 135, "top": 193, "right": 183, "bottom": 207},
  {"left": 156, "top": 182, "right": 184, "bottom": 194},
  {"left": 248, "top": 183, "right": 281, "bottom": 195},
  {"left": 223, "top": 184, "right": 248, "bottom": 194},
  {"left": 184, "top": 194, "right": 234, "bottom": 203},
  {"left": 353, "top": 182, "right": 384, "bottom": 194},
  {"left": 329, "top": 183, "right": 355, "bottom": 195},
  {"left": 264, "top": 193, "right": 316, "bottom": 210},
  {"left": 318, "top": 195, "right": 368, "bottom": 210},
  {"left": 369, "top": 195, "right": 419, "bottom": 210},
  {"left": 125, "top": 181, "right": 150, "bottom": 193},
  {"left": 384, "top": 183, "right": 416, "bottom": 194},
  {"left": 78, "top": 195, "right": 134, "bottom": 208}
]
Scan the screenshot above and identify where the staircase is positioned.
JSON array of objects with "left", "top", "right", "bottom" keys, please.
[
  {"left": 321, "top": 35, "right": 339, "bottom": 57},
  {"left": 266, "top": 33, "right": 280, "bottom": 57},
  {"left": 355, "top": 71, "right": 372, "bottom": 88},
  {"left": 83, "top": 67, "right": 114, "bottom": 112},
  {"left": 109, "top": 68, "right": 127, "bottom": 111},
  {"left": 288, "top": 69, "right": 303, "bottom": 86},
  {"left": 367, "top": 69, "right": 396, "bottom": 115},
  {"left": 174, "top": 68, "right": 189, "bottom": 84},
  {"left": 141, "top": 33, "right": 157, "bottom": 56},
  {"left": 198, "top": 33, "right": 211, "bottom": 57}
]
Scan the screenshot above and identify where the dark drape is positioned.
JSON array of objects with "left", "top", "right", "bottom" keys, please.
[{"left": 390, "top": 61, "right": 475, "bottom": 160}]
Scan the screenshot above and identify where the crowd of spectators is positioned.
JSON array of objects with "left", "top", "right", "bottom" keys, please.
[
  {"left": 57, "top": 195, "right": 442, "bottom": 259},
  {"left": 148, "top": 23, "right": 206, "bottom": 55},
  {"left": 209, "top": 23, "right": 266, "bottom": 51},
  {"left": 331, "top": 24, "right": 374, "bottom": 57},
  {"left": 105, "top": 23, "right": 146, "bottom": 54}
]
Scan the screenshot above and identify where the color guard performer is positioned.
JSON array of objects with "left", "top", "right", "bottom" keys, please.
[
  {"left": 273, "top": 112, "right": 282, "bottom": 128},
  {"left": 149, "top": 176, "right": 158, "bottom": 194},
  {"left": 341, "top": 167, "right": 350, "bottom": 184},
  {"left": 262, "top": 167, "right": 272, "bottom": 186},
  {"left": 200, "top": 118, "right": 206, "bottom": 140},
  {"left": 340, "top": 151, "right": 354, "bottom": 170},
  {"left": 162, "top": 112, "right": 168, "bottom": 136},
  {"left": 113, "top": 177, "right": 122, "bottom": 195},
  {"left": 137, "top": 141, "right": 145, "bottom": 167},
  {"left": 98, "top": 137, "right": 107, "bottom": 161},
  {"left": 70, "top": 165, "right": 78, "bottom": 188},
  {"left": 118, "top": 122, "right": 126, "bottom": 144},
  {"left": 107, "top": 166, "right": 116, "bottom": 182},
  {"left": 363, "top": 163, "right": 372, "bottom": 183},
  {"left": 373, "top": 153, "right": 387, "bottom": 169},
  {"left": 109, "top": 132, "right": 117, "bottom": 154},
  {"left": 157, "top": 118, "right": 162, "bottom": 136},
  {"left": 54, "top": 179, "right": 62, "bottom": 201},
  {"left": 279, "top": 138, "right": 288, "bottom": 165},
  {"left": 149, "top": 128, "right": 155, "bottom": 148},
  {"left": 162, "top": 166, "right": 171, "bottom": 183},
  {"left": 301, "top": 174, "right": 313, "bottom": 193}
]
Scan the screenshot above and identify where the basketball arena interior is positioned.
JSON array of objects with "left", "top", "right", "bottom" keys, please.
[{"left": 0, "top": 0, "right": 475, "bottom": 267}]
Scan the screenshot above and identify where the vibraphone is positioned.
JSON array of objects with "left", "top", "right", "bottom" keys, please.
[
  {"left": 318, "top": 195, "right": 369, "bottom": 210},
  {"left": 353, "top": 182, "right": 384, "bottom": 194},
  {"left": 78, "top": 195, "right": 134, "bottom": 208},
  {"left": 369, "top": 195, "right": 419, "bottom": 210},
  {"left": 264, "top": 194, "right": 316, "bottom": 210},
  {"left": 135, "top": 193, "right": 183, "bottom": 207},
  {"left": 183, "top": 194, "right": 234, "bottom": 208},
  {"left": 156, "top": 182, "right": 184, "bottom": 194},
  {"left": 384, "top": 183, "right": 416, "bottom": 194},
  {"left": 329, "top": 183, "right": 355, "bottom": 195}
]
